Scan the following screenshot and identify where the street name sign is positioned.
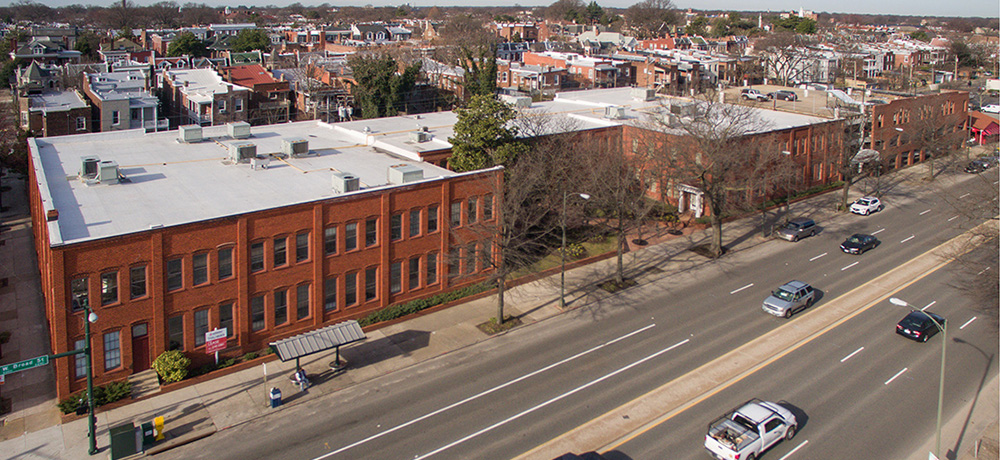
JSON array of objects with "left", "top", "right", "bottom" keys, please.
[{"left": 0, "top": 355, "right": 50, "bottom": 376}]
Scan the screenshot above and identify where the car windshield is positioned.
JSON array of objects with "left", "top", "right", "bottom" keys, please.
[{"left": 773, "top": 288, "right": 795, "bottom": 301}]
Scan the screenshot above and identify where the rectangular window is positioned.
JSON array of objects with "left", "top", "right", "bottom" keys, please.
[
  {"left": 218, "top": 248, "right": 233, "bottom": 280},
  {"left": 76, "top": 117, "right": 86, "bottom": 131},
  {"left": 409, "top": 209, "right": 421, "bottom": 237},
  {"left": 219, "top": 303, "right": 233, "bottom": 337},
  {"left": 483, "top": 194, "right": 494, "bottom": 220},
  {"left": 194, "top": 309, "right": 209, "bottom": 346},
  {"left": 464, "top": 244, "right": 476, "bottom": 274},
  {"left": 450, "top": 202, "right": 461, "bottom": 227},
  {"left": 103, "top": 331, "right": 121, "bottom": 371},
  {"left": 390, "top": 261, "right": 401, "bottom": 294},
  {"left": 427, "top": 253, "right": 438, "bottom": 285},
  {"left": 467, "top": 197, "right": 478, "bottom": 224},
  {"left": 235, "top": 98, "right": 243, "bottom": 111},
  {"left": 297, "top": 283, "right": 310, "bottom": 319},
  {"left": 449, "top": 248, "right": 461, "bottom": 278},
  {"left": 273, "top": 237, "right": 287, "bottom": 267},
  {"left": 345, "top": 273, "right": 357, "bottom": 305},
  {"left": 251, "top": 295, "right": 265, "bottom": 331},
  {"left": 100, "top": 271, "right": 118, "bottom": 306},
  {"left": 365, "top": 267, "right": 377, "bottom": 301},
  {"left": 193, "top": 253, "right": 208, "bottom": 285},
  {"left": 129, "top": 265, "right": 147, "bottom": 299},
  {"left": 428, "top": 205, "right": 439, "bottom": 233},
  {"left": 168, "top": 315, "right": 184, "bottom": 350},
  {"left": 408, "top": 257, "right": 420, "bottom": 290},
  {"left": 324, "top": 277, "right": 337, "bottom": 311},
  {"left": 296, "top": 232, "right": 309, "bottom": 262},
  {"left": 274, "top": 290, "right": 287, "bottom": 326},
  {"left": 250, "top": 242, "right": 265, "bottom": 272},
  {"left": 71, "top": 277, "right": 88, "bottom": 311},
  {"left": 74, "top": 339, "right": 86, "bottom": 379},
  {"left": 365, "top": 217, "right": 378, "bottom": 247},
  {"left": 345, "top": 223, "right": 357, "bottom": 251},
  {"left": 166, "top": 258, "right": 183, "bottom": 291},
  {"left": 479, "top": 242, "right": 491, "bottom": 270},
  {"left": 324, "top": 227, "right": 337, "bottom": 255},
  {"left": 218, "top": 99, "right": 226, "bottom": 111},
  {"left": 391, "top": 213, "right": 402, "bottom": 241},
  {"left": 112, "top": 110, "right": 120, "bottom": 125}
]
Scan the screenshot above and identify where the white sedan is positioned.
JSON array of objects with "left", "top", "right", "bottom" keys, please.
[
  {"left": 982, "top": 104, "right": 1000, "bottom": 114},
  {"left": 850, "top": 196, "right": 882, "bottom": 215}
]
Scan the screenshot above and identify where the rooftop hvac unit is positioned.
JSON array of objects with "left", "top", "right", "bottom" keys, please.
[
  {"left": 408, "top": 131, "right": 431, "bottom": 143},
  {"left": 282, "top": 137, "right": 310, "bottom": 157},
  {"left": 631, "top": 87, "right": 655, "bottom": 101},
  {"left": 228, "top": 121, "right": 251, "bottom": 139},
  {"left": 98, "top": 160, "right": 119, "bottom": 184},
  {"left": 604, "top": 105, "right": 626, "bottom": 120},
  {"left": 80, "top": 155, "right": 100, "bottom": 179},
  {"left": 229, "top": 142, "right": 257, "bottom": 163},
  {"left": 332, "top": 171, "right": 360, "bottom": 194},
  {"left": 178, "top": 125, "right": 203, "bottom": 143},
  {"left": 388, "top": 164, "right": 423, "bottom": 184},
  {"left": 499, "top": 94, "right": 532, "bottom": 108},
  {"left": 251, "top": 157, "right": 270, "bottom": 170}
]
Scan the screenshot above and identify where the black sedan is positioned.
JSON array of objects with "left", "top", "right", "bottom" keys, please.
[
  {"left": 896, "top": 311, "right": 946, "bottom": 342},
  {"left": 840, "top": 233, "right": 880, "bottom": 254}
]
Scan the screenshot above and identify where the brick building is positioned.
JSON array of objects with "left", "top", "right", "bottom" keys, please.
[
  {"left": 161, "top": 68, "right": 251, "bottom": 127},
  {"left": 18, "top": 90, "right": 92, "bottom": 137},
  {"left": 28, "top": 121, "right": 502, "bottom": 400},
  {"left": 869, "top": 91, "right": 969, "bottom": 170},
  {"left": 219, "top": 64, "right": 292, "bottom": 125}
]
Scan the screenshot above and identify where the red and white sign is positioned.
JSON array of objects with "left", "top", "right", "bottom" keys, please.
[{"left": 205, "top": 328, "right": 228, "bottom": 353}]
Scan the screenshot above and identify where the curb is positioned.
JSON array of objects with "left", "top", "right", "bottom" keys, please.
[{"left": 143, "top": 426, "right": 217, "bottom": 456}]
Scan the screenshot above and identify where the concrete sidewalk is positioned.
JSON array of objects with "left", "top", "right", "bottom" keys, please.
[{"left": 1, "top": 148, "right": 996, "bottom": 460}]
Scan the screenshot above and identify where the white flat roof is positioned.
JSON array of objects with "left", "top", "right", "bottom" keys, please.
[
  {"left": 31, "top": 120, "right": 460, "bottom": 246},
  {"left": 164, "top": 68, "right": 248, "bottom": 104}
]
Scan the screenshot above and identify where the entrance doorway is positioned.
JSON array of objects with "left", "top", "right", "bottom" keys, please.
[{"left": 131, "top": 323, "right": 150, "bottom": 372}]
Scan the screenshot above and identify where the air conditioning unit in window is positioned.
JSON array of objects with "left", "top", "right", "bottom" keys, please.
[{"left": 229, "top": 141, "right": 257, "bottom": 163}]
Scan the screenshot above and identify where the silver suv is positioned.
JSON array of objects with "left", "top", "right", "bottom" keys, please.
[
  {"left": 775, "top": 218, "right": 816, "bottom": 242},
  {"left": 762, "top": 280, "right": 815, "bottom": 318}
]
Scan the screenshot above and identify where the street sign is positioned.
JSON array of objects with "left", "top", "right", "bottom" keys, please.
[
  {"left": 0, "top": 355, "right": 50, "bottom": 376},
  {"left": 205, "top": 328, "right": 227, "bottom": 353}
]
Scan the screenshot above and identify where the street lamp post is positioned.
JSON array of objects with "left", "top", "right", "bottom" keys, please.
[
  {"left": 560, "top": 192, "right": 590, "bottom": 309},
  {"left": 890, "top": 297, "right": 946, "bottom": 459},
  {"left": 84, "top": 307, "right": 98, "bottom": 455}
]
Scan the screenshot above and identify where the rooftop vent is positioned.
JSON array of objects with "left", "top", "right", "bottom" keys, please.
[
  {"left": 80, "top": 155, "right": 100, "bottom": 179},
  {"left": 388, "top": 164, "right": 423, "bottom": 184},
  {"left": 228, "top": 121, "right": 251, "bottom": 139},
  {"left": 604, "top": 105, "right": 626, "bottom": 120},
  {"left": 98, "top": 160, "right": 119, "bottom": 185},
  {"left": 282, "top": 137, "right": 311, "bottom": 157},
  {"left": 499, "top": 94, "right": 532, "bottom": 108},
  {"left": 408, "top": 130, "right": 431, "bottom": 143},
  {"left": 631, "top": 87, "right": 655, "bottom": 101},
  {"left": 178, "top": 125, "right": 202, "bottom": 143},
  {"left": 228, "top": 141, "right": 257, "bottom": 163},
  {"left": 332, "top": 171, "right": 360, "bottom": 194}
]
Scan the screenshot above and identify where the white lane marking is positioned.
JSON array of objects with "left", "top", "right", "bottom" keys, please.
[
  {"left": 900, "top": 235, "right": 915, "bottom": 243},
  {"left": 809, "top": 253, "right": 827, "bottom": 262},
  {"left": 841, "top": 261, "right": 859, "bottom": 271},
  {"left": 885, "top": 368, "right": 908, "bottom": 385},
  {"left": 312, "top": 324, "right": 658, "bottom": 460},
  {"left": 840, "top": 347, "right": 864, "bottom": 363},
  {"left": 412, "top": 339, "right": 691, "bottom": 460},
  {"left": 779, "top": 440, "right": 810, "bottom": 460},
  {"left": 959, "top": 193, "right": 970, "bottom": 199},
  {"left": 995, "top": 181, "right": 999, "bottom": 185},
  {"left": 978, "top": 267, "right": 991, "bottom": 276},
  {"left": 948, "top": 215, "right": 959, "bottom": 222},
  {"left": 872, "top": 228, "right": 885, "bottom": 235},
  {"left": 730, "top": 283, "right": 754, "bottom": 294},
  {"left": 921, "top": 301, "right": 936, "bottom": 311},
  {"left": 919, "top": 209, "right": 931, "bottom": 215},
  {"left": 961, "top": 317, "right": 977, "bottom": 330}
]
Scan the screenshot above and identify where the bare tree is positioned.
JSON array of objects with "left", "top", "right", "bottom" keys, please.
[
  {"left": 754, "top": 33, "right": 818, "bottom": 86},
  {"left": 625, "top": 0, "right": 678, "bottom": 39},
  {"left": 904, "top": 103, "right": 967, "bottom": 181}
]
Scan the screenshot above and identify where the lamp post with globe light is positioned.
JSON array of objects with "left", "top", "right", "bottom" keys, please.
[{"left": 890, "top": 296, "right": 946, "bottom": 459}]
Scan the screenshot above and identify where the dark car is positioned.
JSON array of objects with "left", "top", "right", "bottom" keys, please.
[
  {"left": 840, "top": 233, "right": 880, "bottom": 254},
  {"left": 896, "top": 311, "right": 946, "bottom": 342},
  {"left": 965, "top": 157, "right": 998, "bottom": 173},
  {"left": 768, "top": 90, "right": 798, "bottom": 101}
]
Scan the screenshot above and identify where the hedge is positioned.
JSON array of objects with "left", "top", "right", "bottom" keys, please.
[
  {"left": 358, "top": 282, "right": 492, "bottom": 327},
  {"left": 56, "top": 380, "right": 132, "bottom": 414}
]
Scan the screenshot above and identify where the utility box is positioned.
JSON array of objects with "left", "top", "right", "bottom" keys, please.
[
  {"left": 141, "top": 421, "right": 155, "bottom": 449},
  {"left": 108, "top": 422, "right": 138, "bottom": 460},
  {"left": 228, "top": 121, "right": 251, "bottom": 139}
]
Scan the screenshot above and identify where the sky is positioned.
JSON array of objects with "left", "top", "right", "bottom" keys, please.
[{"left": 34, "top": 0, "right": 1000, "bottom": 19}]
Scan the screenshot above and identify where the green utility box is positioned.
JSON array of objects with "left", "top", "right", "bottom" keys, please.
[
  {"left": 141, "top": 421, "right": 156, "bottom": 449},
  {"left": 108, "top": 422, "right": 138, "bottom": 460}
]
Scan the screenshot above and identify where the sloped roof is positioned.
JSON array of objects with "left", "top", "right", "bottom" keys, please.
[{"left": 224, "top": 64, "right": 282, "bottom": 87}]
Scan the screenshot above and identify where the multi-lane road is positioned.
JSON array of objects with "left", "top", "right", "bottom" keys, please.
[{"left": 160, "top": 167, "right": 998, "bottom": 460}]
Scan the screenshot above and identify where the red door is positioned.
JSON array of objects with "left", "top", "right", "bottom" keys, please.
[{"left": 131, "top": 323, "right": 150, "bottom": 372}]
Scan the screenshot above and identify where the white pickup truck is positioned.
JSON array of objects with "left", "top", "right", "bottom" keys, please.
[{"left": 704, "top": 399, "right": 797, "bottom": 460}]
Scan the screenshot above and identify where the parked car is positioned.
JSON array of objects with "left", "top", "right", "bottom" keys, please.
[
  {"left": 768, "top": 90, "right": 798, "bottom": 101},
  {"left": 775, "top": 218, "right": 817, "bottom": 242},
  {"left": 705, "top": 399, "right": 797, "bottom": 460},
  {"left": 840, "top": 233, "right": 880, "bottom": 254},
  {"left": 741, "top": 88, "right": 770, "bottom": 102},
  {"left": 762, "top": 280, "right": 815, "bottom": 318},
  {"left": 849, "top": 196, "right": 882, "bottom": 215},
  {"left": 896, "top": 310, "right": 946, "bottom": 342},
  {"left": 965, "top": 157, "right": 999, "bottom": 173},
  {"left": 981, "top": 104, "right": 1000, "bottom": 114}
]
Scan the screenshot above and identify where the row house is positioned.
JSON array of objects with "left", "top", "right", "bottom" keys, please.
[
  {"left": 497, "top": 42, "right": 531, "bottom": 62},
  {"left": 495, "top": 23, "right": 539, "bottom": 42},
  {"left": 351, "top": 24, "right": 412, "bottom": 43},
  {"left": 220, "top": 64, "right": 292, "bottom": 125},
  {"left": 18, "top": 90, "right": 92, "bottom": 137},
  {"left": 421, "top": 58, "right": 468, "bottom": 100},
  {"left": 161, "top": 68, "right": 251, "bottom": 127},
  {"left": 28, "top": 121, "right": 503, "bottom": 400},
  {"left": 496, "top": 62, "right": 566, "bottom": 93},
  {"left": 11, "top": 38, "right": 82, "bottom": 66},
  {"left": 209, "top": 23, "right": 258, "bottom": 38},
  {"left": 522, "top": 51, "right": 629, "bottom": 89},
  {"left": 576, "top": 30, "right": 638, "bottom": 55},
  {"left": 82, "top": 70, "right": 167, "bottom": 133},
  {"left": 16, "top": 61, "right": 61, "bottom": 95},
  {"left": 272, "top": 62, "right": 352, "bottom": 123}
]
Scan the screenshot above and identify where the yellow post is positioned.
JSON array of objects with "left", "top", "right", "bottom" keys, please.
[{"left": 154, "top": 416, "right": 165, "bottom": 441}]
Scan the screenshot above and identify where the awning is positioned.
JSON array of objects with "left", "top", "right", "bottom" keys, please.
[{"left": 270, "top": 320, "right": 366, "bottom": 362}]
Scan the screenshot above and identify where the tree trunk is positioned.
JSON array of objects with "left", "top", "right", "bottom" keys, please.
[
  {"left": 711, "top": 214, "right": 723, "bottom": 257},
  {"left": 841, "top": 176, "right": 851, "bottom": 212},
  {"left": 496, "top": 275, "right": 506, "bottom": 324},
  {"left": 926, "top": 154, "right": 935, "bottom": 181},
  {"left": 616, "top": 208, "right": 625, "bottom": 284}
]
